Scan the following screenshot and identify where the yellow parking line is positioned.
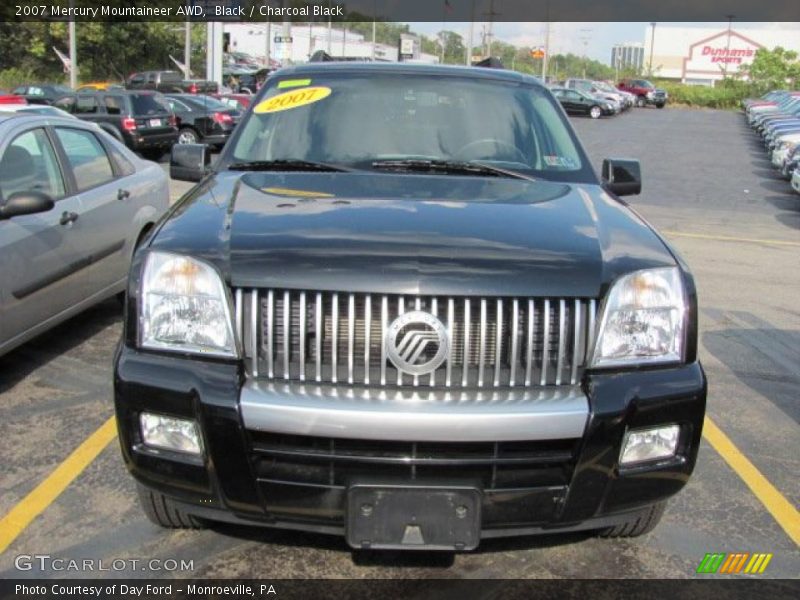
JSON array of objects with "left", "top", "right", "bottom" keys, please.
[
  {"left": 663, "top": 231, "right": 800, "bottom": 247},
  {"left": 703, "top": 416, "right": 800, "bottom": 546},
  {"left": 0, "top": 416, "right": 117, "bottom": 554}
]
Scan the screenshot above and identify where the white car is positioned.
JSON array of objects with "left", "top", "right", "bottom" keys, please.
[{"left": 792, "top": 166, "right": 800, "bottom": 194}]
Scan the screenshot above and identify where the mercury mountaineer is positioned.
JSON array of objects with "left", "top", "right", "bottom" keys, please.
[{"left": 114, "top": 63, "right": 707, "bottom": 550}]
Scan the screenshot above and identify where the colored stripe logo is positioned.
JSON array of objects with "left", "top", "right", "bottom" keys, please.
[{"left": 697, "top": 553, "right": 773, "bottom": 574}]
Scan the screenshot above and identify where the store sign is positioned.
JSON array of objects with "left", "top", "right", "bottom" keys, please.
[
  {"left": 683, "top": 30, "right": 764, "bottom": 76},
  {"left": 701, "top": 45, "right": 755, "bottom": 64}
]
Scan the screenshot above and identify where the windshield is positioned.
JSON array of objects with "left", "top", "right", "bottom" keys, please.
[{"left": 228, "top": 73, "right": 590, "bottom": 181}]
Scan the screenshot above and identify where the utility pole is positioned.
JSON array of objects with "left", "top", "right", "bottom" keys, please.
[
  {"left": 266, "top": 21, "right": 271, "bottom": 66},
  {"left": 372, "top": 0, "right": 377, "bottom": 61},
  {"left": 648, "top": 22, "right": 656, "bottom": 76},
  {"left": 184, "top": 21, "right": 191, "bottom": 79},
  {"left": 327, "top": 0, "right": 332, "bottom": 53},
  {"left": 68, "top": 0, "right": 77, "bottom": 88},
  {"left": 282, "top": 17, "right": 291, "bottom": 64},
  {"left": 483, "top": 0, "right": 499, "bottom": 58},
  {"left": 68, "top": 19, "right": 77, "bottom": 88},
  {"left": 542, "top": 22, "right": 551, "bottom": 81},
  {"left": 465, "top": 0, "right": 475, "bottom": 65}
]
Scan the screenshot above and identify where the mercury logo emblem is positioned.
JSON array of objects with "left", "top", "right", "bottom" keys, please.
[{"left": 385, "top": 311, "right": 449, "bottom": 376}]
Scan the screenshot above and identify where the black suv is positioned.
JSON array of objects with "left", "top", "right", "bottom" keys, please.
[
  {"left": 115, "top": 63, "right": 706, "bottom": 551},
  {"left": 55, "top": 91, "right": 178, "bottom": 160}
]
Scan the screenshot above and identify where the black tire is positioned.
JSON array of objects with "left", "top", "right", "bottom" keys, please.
[
  {"left": 598, "top": 502, "right": 666, "bottom": 538},
  {"left": 177, "top": 127, "right": 199, "bottom": 145},
  {"left": 589, "top": 105, "right": 602, "bottom": 120},
  {"left": 136, "top": 483, "right": 205, "bottom": 529},
  {"left": 656, "top": 103, "right": 665, "bottom": 109},
  {"left": 636, "top": 96, "right": 646, "bottom": 108}
]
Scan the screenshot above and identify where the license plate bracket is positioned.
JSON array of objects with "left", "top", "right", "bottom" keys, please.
[{"left": 346, "top": 484, "right": 481, "bottom": 551}]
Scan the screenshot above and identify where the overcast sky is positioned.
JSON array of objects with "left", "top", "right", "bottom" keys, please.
[{"left": 408, "top": 22, "right": 800, "bottom": 63}]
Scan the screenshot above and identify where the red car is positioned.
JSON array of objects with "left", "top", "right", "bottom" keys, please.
[{"left": 617, "top": 79, "right": 667, "bottom": 108}]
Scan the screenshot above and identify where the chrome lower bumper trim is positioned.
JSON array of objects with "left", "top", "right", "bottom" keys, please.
[{"left": 240, "top": 381, "right": 589, "bottom": 442}]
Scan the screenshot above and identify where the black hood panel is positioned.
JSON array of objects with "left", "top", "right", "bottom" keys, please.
[{"left": 210, "top": 171, "right": 676, "bottom": 298}]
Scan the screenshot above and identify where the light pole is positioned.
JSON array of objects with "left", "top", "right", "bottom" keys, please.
[
  {"left": 68, "top": 0, "right": 77, "bottom": 88},
  {"left": 579, "top": 29, "right": 591, "bottom": 79},
  {"left": 724, "top": 15, "right": 735, "bottom": 79},
  {"left": 542, "top": 21, "right": 551, "bottom": 81},
  {"left": 184, "top": 21, "right": 191, "bottom": 78},
  {"left": 648, "top": 22, "right": 656, "bottom": 76}
]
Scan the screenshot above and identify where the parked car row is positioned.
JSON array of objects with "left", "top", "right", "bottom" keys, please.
[
  {"left": 745, "top": 89, "right": 800, "bottom": 195},
  {"left": 549, "top": 79, "right": 635, "bottom": 119},
  {"left": 48, "top": 90, "right": 241, "bottom": 160}
]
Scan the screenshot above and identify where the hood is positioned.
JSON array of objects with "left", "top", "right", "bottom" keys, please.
[{"left": 152, "top": 171, "right": 677, "bottom": 298}]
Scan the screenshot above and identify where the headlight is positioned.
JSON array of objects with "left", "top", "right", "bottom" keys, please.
[
  {"left": 646, "top": 91, "right": 654, "bottom": 99},
  {"left": 139, "top": 251, "right": 238, "bottom": 357},
  {"left": 590, "top": 267, "right": 686, "bottom": 368}
]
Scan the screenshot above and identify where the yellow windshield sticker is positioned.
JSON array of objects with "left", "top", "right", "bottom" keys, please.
[
  {"left": 254, "top": 86, "right": 331, "bottom": 114},
  {"left": 262, "top": 187, "right": 334, "bottom": 198},
  {"left": 277, "top": 78, "right": 312, "bottom": 89}
]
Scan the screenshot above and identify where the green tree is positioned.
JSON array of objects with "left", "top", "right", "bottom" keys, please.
[
  {"left": 740, "top": 46, "right": 800, "bottom": 91},
  {"left": 436, "top": 31, "right": 466, "bottom": 64}
]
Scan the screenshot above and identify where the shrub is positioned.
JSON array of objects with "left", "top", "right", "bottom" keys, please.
[
  {"left": 0, "top": 67, "right": 42, "bottom": 91},
  {"left": 657, "top": 80, "right": 763, "bottom": 110}
]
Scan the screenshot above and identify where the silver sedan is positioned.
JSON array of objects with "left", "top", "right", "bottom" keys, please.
[{"left": 0, "top": 112, "right": 169, "bottom": 357}]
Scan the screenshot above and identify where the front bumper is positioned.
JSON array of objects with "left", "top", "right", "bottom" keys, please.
[{"left": 114, "top": 347, "right": 707, "bottom": 543}]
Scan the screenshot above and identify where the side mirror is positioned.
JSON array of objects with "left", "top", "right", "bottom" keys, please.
[
  {"left": 0, "top": 190, "right": 55, "bottom": 220},
  {"left": 602, "top": 158, "right": 642, "bottom": 196},
  {"left": 170, "top": 144, "right": 211, "bottom": 182}
]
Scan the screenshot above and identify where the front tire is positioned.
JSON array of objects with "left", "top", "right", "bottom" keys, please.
[
  {"left": 656, "top": 103, "right": 665, "bottom": 109},
  {"left": 136, "top": 484, "right": 205, "bottom": 529},
  {"left": 589, "top": 106, "right": 602, "bottom": 119},
  {"left": 636, "top": 96, "right": 647, "bottom": 108},
  {"left": 177, "top": 127, "right": 199, "bottom": 145},
  {"left": 598, "top": 502, "right": 666, "bottom": 538}
]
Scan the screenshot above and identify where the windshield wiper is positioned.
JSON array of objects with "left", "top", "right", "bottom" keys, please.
[
  {"left": 227, "top": 159, "right": 353, "bottom": 172},
  {"left": 370, "top": 159, "right": 534, "bottom": 181}
]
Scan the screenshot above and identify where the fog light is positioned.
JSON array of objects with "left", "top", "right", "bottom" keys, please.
[
  {"left": 620, "top": 425, "right": 680, "bottom": 466},
  {"left": 140, "top": 412, "right": 202, "bottom": 455}
]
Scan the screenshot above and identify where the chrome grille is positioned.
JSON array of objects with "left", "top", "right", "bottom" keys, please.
[{"left": 235, "top": 290, "right": 597, "bottom": 388}]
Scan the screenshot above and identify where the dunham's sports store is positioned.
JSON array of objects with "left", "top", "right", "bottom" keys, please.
[{"left": 644, "top": 25, "right": 800, "bottom": 86}]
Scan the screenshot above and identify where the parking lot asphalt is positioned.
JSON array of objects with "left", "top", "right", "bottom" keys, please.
[{"left": 0, "top": 106, "right": 798, "bottom": 581}]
